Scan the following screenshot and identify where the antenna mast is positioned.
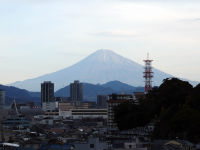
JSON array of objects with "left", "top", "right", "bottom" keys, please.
[{"left": 143, "top": 53, "right": 153, "bottom": 93}]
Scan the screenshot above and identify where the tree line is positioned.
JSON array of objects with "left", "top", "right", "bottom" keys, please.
[{"left": 114, "top": 78, "right": 200, "bottom": 143}]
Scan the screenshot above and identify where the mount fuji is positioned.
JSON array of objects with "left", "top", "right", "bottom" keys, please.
[{"left": 10, "top": 49, "right": 175, "bottom": 91}]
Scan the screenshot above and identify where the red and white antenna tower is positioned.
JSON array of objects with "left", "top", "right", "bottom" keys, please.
[{"left": 143, "top": 53, "right": 153, "bottom": 93}]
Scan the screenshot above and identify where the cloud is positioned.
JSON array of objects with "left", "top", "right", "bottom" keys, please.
[
  {"left": 91, "top": 30, "right": 138, "bottom": 38},
  {"left": 54, "top": 51, "right": 86, "bottom": 57},
  {"left": 178, "top": 17, "right": 200, "bottom": 23},
  {"left": 193, "top": 18, "right": 200, "bottom": 21}
]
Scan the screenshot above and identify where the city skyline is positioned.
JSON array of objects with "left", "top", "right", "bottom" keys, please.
[{"left": 0, "top": 0, "right": 200, "bottom": 84}]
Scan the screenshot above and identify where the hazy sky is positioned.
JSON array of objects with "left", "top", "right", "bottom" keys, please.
[{"left": 0, "top": 0, "right": 200, "bottom": 84}]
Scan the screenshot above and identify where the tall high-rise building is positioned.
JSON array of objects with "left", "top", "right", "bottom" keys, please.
[
  {"left": 70, "top": 80, "right": 83, "bottom": 101},
  {"left": 41, "top": 81, "right": 55, "bottom": 111},
  {"left": 0, "top": 89, "right": 5, "bottom": 106}
]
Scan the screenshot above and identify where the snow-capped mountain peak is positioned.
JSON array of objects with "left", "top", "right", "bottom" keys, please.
[{"left": 10, "top": 49, "right": 172, "bottom": 91}]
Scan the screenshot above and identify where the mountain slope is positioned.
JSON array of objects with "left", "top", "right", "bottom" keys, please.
[
  {"left": 0, "top": 84, "right": 40, "bottom": 105},
  {"left": 1, "top": 80, "right": 140, "bottom": 105},
  {"left": 1, "top": 80, "right": 143, "bottom": 104},
  {"left": 55, "top": 81, "right": 144, "bottom": 102},
  {"left": 102, "top": 80, "right": 135, "bottom": 92},
  {"left": 55, "top": 83, "right": 114, "bottom": 101},
  {"left": 10, "top": 49, "right": 173, "bottom": 91}
]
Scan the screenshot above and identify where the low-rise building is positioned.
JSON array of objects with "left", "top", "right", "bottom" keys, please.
[
  {"left": 59, "top": 108, "right": 107, "bottom": 119},
  {"left": 59, "top": 101, "right": 101, "bottom": 119},
  {"left": 73, "top": 137, "right": 107, "bottom": 150},
  {"left": 133, "top": 92, "right": 145, "bottom": 104},
  {"left": 33, "top": 115, "right": 62, "bottom": 125},
  {"left": 42, "top": 102, "right": 56, "bottom": 112},
  {"left": 59, "top": 101, "right": 96, "bottom": 112},
  {"left": 2, "top": 115, "right": 30, "bottom": 130}
]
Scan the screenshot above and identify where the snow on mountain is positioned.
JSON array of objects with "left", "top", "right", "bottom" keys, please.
[{"left": 9, "top": 49, "right": 173, "bottom": 91}]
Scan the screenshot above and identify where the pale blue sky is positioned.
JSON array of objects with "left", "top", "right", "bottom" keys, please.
[{"left": 0, "top": 0, "right": 200, "bottom": 84}]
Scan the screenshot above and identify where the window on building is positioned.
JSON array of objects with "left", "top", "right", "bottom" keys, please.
[{"left": 90, "top": 144, "right": 94, "bottom": 148}]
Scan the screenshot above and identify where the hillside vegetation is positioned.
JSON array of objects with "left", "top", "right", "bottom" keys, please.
[{"left": 114, "top": 78, "right": 200, "bottom": 143}]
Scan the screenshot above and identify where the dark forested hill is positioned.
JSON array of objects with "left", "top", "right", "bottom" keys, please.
[
  {"left": 0, "top": 84, "right": 40, "bottom": 105},
  {"left": 114, "top": 78, "right": 200, "bottom": 143}
]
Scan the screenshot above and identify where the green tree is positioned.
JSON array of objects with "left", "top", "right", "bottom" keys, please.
[
  {"left": 114, "top": 102, "right": 148, "bottom": 130},
  {"left": 114, "top": 78, "right": 200, "bottom": 143}
]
